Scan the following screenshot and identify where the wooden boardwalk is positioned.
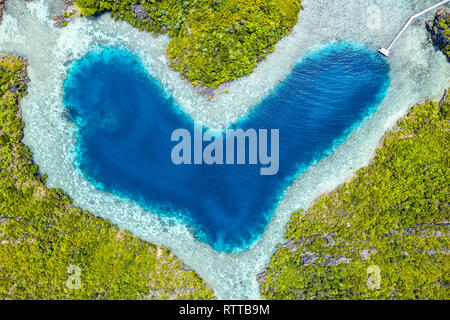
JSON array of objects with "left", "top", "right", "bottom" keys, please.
[{"left": 379, "top": 0, "right": 450, "bottom": 57}]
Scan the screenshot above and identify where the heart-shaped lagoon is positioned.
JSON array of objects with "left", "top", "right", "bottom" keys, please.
[{"left": 64, "top": 43, "right": 389, "bottom": 252}]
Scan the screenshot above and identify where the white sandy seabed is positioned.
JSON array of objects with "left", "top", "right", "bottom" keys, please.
[{"left": 0, "top": 0, "right": 449, "bottom": 299}]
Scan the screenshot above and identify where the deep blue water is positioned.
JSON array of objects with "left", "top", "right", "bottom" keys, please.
[{"left": 64, "top": 43, "right": 389, "bottom": 252}]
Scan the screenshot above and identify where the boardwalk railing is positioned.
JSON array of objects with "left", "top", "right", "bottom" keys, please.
[{"left": 379, "top": 0, "right": 450, "bottom": 57}]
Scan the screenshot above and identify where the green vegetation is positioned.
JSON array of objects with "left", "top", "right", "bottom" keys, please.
[
  {"left": 441, "top": 18, "right": 450, "bottom": 37},
  {"left": 439, "top": 15, "right": 450, "bottom": 57},
  {"left": 0, "top": 56, "right": 214, "bottom": 299},
  {"left": 259, "top": 92, "right": 450, "bottom": 299},
  {"left": 73, "top": 0, "right": 302, "bottom": 89}
]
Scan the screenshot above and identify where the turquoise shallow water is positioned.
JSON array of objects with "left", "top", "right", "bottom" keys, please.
[{"left": 64, "top": 43, "right": 390, "bottom": 252}]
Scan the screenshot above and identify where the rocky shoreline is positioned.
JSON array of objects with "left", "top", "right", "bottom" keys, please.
[
  {"left": 192, "top": 82, "right": 231, "bottom": 102},
  {"left": 426, "top": 9, "right": 450, "bottom": 61},
  {"left": 52, "top": 0, "right": 79, "bottom": 29},
  {"left": 0, "top": 0, "right": 6, "bottom": 24}
]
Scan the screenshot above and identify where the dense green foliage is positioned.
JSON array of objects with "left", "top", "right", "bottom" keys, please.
[
  {"left": 73, "top": 0, "right": 302, "bottom": 88},
  {"left": 440, "top": 14, "right": 450, "bottom": 57},
  {"left": 0, "top": 56, "right": 214, "bottom": 299},
  {"left": 259, "top": 93, "right": 450, "bottom": 299}
]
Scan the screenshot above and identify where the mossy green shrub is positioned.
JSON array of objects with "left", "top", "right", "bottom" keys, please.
[
  {"left": 73, "top": 0, "right": 302, "bottom": 89},
  {"left": 441, "top": 18, "right": 450, "bottom": 57},
  {"left": 259, "top": 92, "right": 450, "bottom": 300},
  {"left": 0, "top": 56, "right": 215, "bottom": 300}
]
